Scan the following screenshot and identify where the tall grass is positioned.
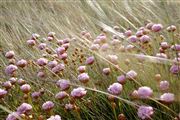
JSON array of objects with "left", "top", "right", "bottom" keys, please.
[{"left": 0, "top": 0, "right": 180, "bottom": 120}]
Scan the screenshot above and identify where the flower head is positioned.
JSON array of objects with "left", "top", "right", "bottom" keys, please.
[
  {"left": 137, "top": 105, "right": 154, "bottom": 120},
  {"left": 108, "top": 83, "right": 123, "bottom": 95},
  {"left": 160, "top": 93, "right": 175, "bottom": 103},
  {"left": 42, "top": 101, "right": 54, "bottom": 111},
  {"left": 137, "top": 86, "right": 153, "bottom": 99},
  {"left": 0, "top": 89, "right": 7, "bottom": 99},
  {"left": 47, "top": 115, "right": 61, "bottom": 120},
  {"left": 78, "top": 73, "right": 90, "bottom": 83},
  {"left": 5, "top": 64, "right": 18, "bottom": 76},
  {"left": 71, "top": 87, "right": 87, "bottom": 98},
  {"left": 152, "top": 24, "right": 163, "bottom": 32},
  {"left": 16, "top": 103, "right": 32, "bottom": 114},
  {"left": 56, "top": 79, "right": 70, "bottom": 90}
]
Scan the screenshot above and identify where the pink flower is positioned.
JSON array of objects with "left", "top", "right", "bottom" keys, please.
[
  {"left": 152, "top": 24, "right": 163, "bottom": 32},
  {"left": 5, "top": 64, "right": 18, "bottom": 76},
  {"left": 108, "top": 83, "right": 123, "bottom": 95},
  {"left": 126, "top": 70, "right": 137, "bottom": 80},
  {"left": 17, "top": 103, "right": 32, "bottom": 114},
  {"left": 31, "top": 33, "right": 40, "bottom": 40},
  {"left": 160, "top": 42, "right": 169, "bottom": 49},
  {"left": 56, "top": 79, "right": 70, "bottom": 90},
  {"left": 9, "top": 77, "right": 17, "bottom": 85},
  {"left": 171, "top": 44, "right": 180, "bottom": 51},
  {"left": 37, "top": 71, "right": 46, "bottom": 78},
  {"left": 166, "top": 25, "right": 176, "bottom": 32},
  {"left": 71, "top": 87, "right": 87, "bottom": 98},
  {"left": 48, "top": 32, "right": 56, "bottom": 37},
  {"left": 128, "top": 35, "right": 137, "bottom": 43},
  {"left": 5, "top": 51, "right": 15, "bottom": 59},
  {"left": 62, "top": 43, "right": 70, "bottom": 50},
  {"left": 57, "top": 40, "right": 64, "bottom": 46},
  {"left": 126, "top": 45, "right": 135, "bottom": 51},
  {"left": 63, "top": 38, "right": 70, "bottom": 44},
  {"left": 17, "top": 78, "right": 26, "bottom": 86},
  {"left": 100, "top": 43, "right": 109, "bottom": 51},
  {"left": 140, "top": 35, "right": 150, "bottom": 43},
  {"left": 58, "top": 53, "right": 68, "bottom": 60},
  {"left": 65, "top": 103, "right": 74, "bottom": 110},
  {"left": 36, "top": 58, "right": 48, "bottom": 66},
  {"left": 47, "top": 115, "right": 61, "bottom": 120},
  {"left": 48, "top": 60, "right": 58, "bottom": 69},
  {"left": 20, "top": 84, "right": 31, "bottom": 94},
  {"left": 170, "top": 64, "right": 180, "bottom": 74},
  {"left": 107, "top": 55, "right": 118, "bottom": 64},
  {"left": 78, "top": 73, "right": 90, "bottom": 83},
  {"left": 146, "top": 22, "right": 154, "bottom": 30},
  {"left": 55, "top": 91, "right": 69, "bottom": 100},
  {"left": 117, "top": 75, "right": 126, "bottom": 84},
  {"left": 27, "top": 39, "right": 36, "bottom": 46},
  {"left": 42, "top": 101, "right": 54, "bottom": 111},
  {"left": 137, "top": 86, "right": 153, "bottom": 99},
  {"left": 16, "top": 59, "right": 27, "bottom": 68},
  {"left": 47, "top": 36, "right": 54, "bottom": 41},
  {"left": 110, "top": 39, "right": 121, "bottom": 46},
  {"left": 0, "top": 89, "right": 7, "bottom": 99},
  {"left": 6, "top": 112, "right": 19, "bottom": 120},
  {"left": 77, "top": 66, "right": 86, "bottom": 73},
  {"left": 159, "top": 81, "right": 169, "bottom": 91},
  {"left": 136, "top": 30, "right": 143, "bottom": 37},
  {"left": 31, "top": 91, "right": 41, "bottom": 99},
  {"left": 52, "top": 64, "right": 65, "bottom": 74},
  {"left": 137, "top": 105, "right": 154, "bottom": 120},
  {"left": 38, "top": 43, "right": 47, "bottom": 50},
  {"left": 56, "top": 47, "right": 65, "bottom": 55},
  {"left": 103, "top": 68, "right": 111, "bottom": 75},
  {"left": 85, "top": 56, "right": 95, "bottom": 65},
  {"left": 90, "top": 44, "right": 100, "bottom": 51},
  {"left": 124, "top": 30, "right": 132, "bottom": 37},
  {"left": 160, "top": 93, "right": 175, "bottom": 103},
  {"left": 3, "top": 81, "right": 12, "bottom": 89}
]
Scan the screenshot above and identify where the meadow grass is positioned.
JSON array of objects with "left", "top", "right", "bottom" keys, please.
[{"left": 0, "top": 0, "right": 180, "bottom": 120}]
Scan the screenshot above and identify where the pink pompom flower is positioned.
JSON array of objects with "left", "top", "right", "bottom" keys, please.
[
  {"left": 128, "top": 35, "right": 137, "bottom": 43},
  {"left": 85, "top": 56, "right": 95, "bottom": 65},
  {"left": 36, "top": 58, "right": 48, "bottom": 66},
  {"left": 103, "top": 68, "right": 111, "bottom": 75},
  {"left": 56, "top": 79, "right": 70, "bottom": 90},
  {"left": 27, "top": 39, "right": 36, "bottom": 46},
  {"left": 137, "top": 86, "right": 153, "bottom": 99},
  {"left": 5, "top": 51, "right": 15, "bottom": 59},
  {"left": 140, "top": 35, "right": 150, "bottom": 43},
  {"left": 42, "top": 101, "right": 54, "bottom": 111},
  {"left": 152, "top": 24, "right": 163, "bottom": 32},
  {"left": 0, "top": 89, "right": 7, "bottom": 99},
  {"left": 117, "top": 75, "right": 126, "bottom": 84},
  {"left": 55, "top": 91, "right": 69, "bottom": 100},
  {"left": 71, "top": 87, "right": 87, "bottom": 99},
  {"left": 126, "top": 70, "right": 137, "bottom": 80},
  {"left": 47, "top": 115, "right": 61, "bottom": 120},
  {"left": 16, "top": 59, "right": 27, "bottom": 68},
  {"left": 137, "top": 105, "right": 154, "bottom": 120},
  {"left": 20, "top": 84, "right": 31, "bottom": 94},
  {"left": 77, "top": 66, "right": 86, "bottom": 73},
  {"left": 108, "top": 83, "right": 123, "bottom": 95},
  {"left": 5, "top": 64, "right": 18, "bottom": 76},
  {"left": 78, "top": 73, "right": 90, "bottom": 83},
  {"left": 16, "top": 103, "right": 32, "bottom": 114},
  {"left": 52, "top": 64, "right": 65, "bottom": 74},
  {"left": 159, "top": 81, "right": 169, "bottom": 91},
  {"left": 160, "top": 93, "right": 175, "bottom": 103}
]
